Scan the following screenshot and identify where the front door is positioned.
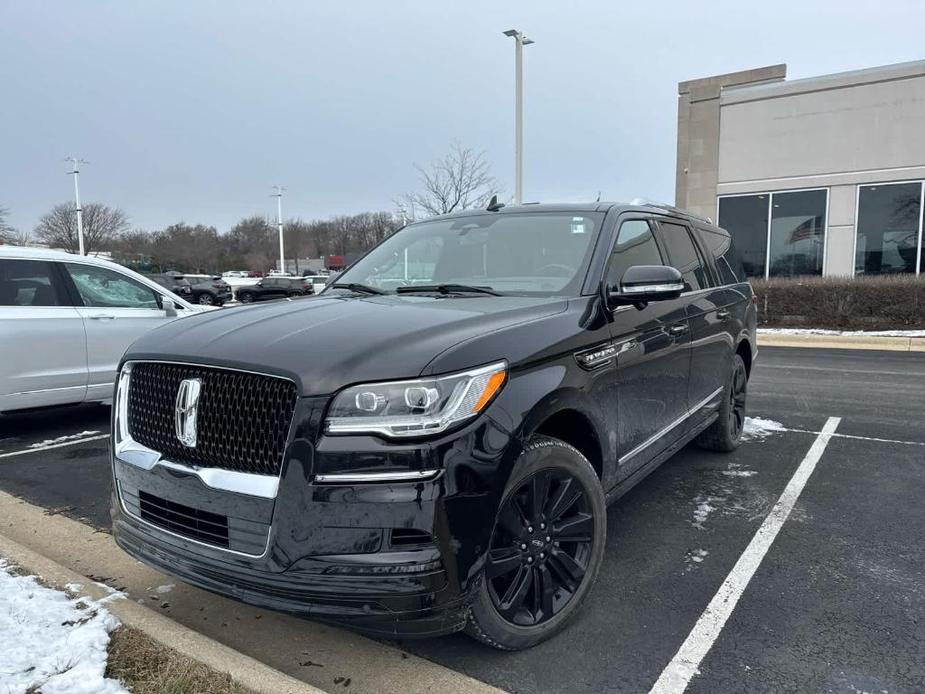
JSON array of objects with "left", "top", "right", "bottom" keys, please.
[
  {"left": 63, "top": 262, "right": 177, "bottom": 402},
  {"left": 604, "top": 218, "right": 692, "bottom": 479},
  {"left": 0, "top": 258, "right": 88, "bottom": 411}
]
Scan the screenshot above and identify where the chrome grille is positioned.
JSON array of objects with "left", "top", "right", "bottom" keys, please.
[{"left": 127, "top": 362, "right": 297, "bottom": 476}]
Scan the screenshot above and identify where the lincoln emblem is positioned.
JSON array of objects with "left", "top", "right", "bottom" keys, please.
[{"left": 174, "top": 378, "right": 202, "bottom": 448}]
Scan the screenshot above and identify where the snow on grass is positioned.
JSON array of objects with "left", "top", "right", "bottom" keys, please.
[
  {"left": 0, "top": 560, "right": 127, "bottom": 694},
  {"left": 742, "top": 417, "right": 786, "bottom": 441},
  {"left": 758, "top": 328, "right": 925, "bottom": 337},
  {"left": 28, "top": 431, "right": 101, "bottom": 448}
]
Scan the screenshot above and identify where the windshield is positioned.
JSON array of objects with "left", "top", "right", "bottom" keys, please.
[{"left": 333, "top": 212, "right": 602, "bottom": 295}]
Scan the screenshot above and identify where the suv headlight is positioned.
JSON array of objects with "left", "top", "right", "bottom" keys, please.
[{"left": 325, "top": 361, "right": 507, "bottom": 438}]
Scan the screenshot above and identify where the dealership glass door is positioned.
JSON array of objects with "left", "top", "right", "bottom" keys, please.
[
  {"left": 855, "top": 182, "right": 924, "bottom": 275},
  {"left": 718, "top": 189, "right": 827, "bottom": 278}
]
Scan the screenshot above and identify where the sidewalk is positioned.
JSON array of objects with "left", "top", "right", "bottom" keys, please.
[{"left": 757, "top": 329, "right": 925, "bottom": 352}]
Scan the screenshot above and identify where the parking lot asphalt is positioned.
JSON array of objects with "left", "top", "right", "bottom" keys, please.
[{"left": 0, "top": 347, "right": 922, "bottom": 694}]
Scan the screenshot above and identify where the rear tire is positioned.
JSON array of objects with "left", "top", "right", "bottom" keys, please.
[
  {"left": 198, "top": 293, "right": 214, "bottom": 305},
  {"left": 697, "top": 353, "right": 747, "bottom": 452},
  {"left": 238, "top": 292, "right": 254, "bottom": 304},
  {"left": 465, "top": 436, "right": 606, "bottom": 650}
]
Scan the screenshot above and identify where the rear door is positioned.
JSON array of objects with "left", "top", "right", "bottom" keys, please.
[
  {"left": 63, "top": 262, "right": 178, "bottom": 403},
  {"left": 654, "top": 219, "right": 729, "bottom": 420},
  {"left": 0, "top": 258, "right": 88, "bottom": 411},
  {"left": 605, "top": 217, "right": 692, "bottom": 477}
]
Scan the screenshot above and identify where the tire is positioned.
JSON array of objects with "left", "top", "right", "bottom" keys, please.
[
  {"left": 238, "top": 292, "right": 254, "bottom": 304},
  {"left": 466, "top": 435, "right": 606, "bottom": 650},
  {"left": 197, "top": 293, "right": 214, "bottom": 305},
  {"left": 288, "top": 292, "right": 301, "bottom": 298},
  {"left": 697, "top": 353, "right": 747, "bottom": 452}
]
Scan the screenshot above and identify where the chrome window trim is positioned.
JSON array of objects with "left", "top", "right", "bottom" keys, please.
[
  {"left": 618, "top": 386, "right": 724, "bottom": 464},
  {"left": 621, "top": 282, "right": 685, "bottom": 294},
  {"left": 116, "top": 481, "right": 271, "bottom": 559},
  {"left": 314, "top": 469, "right": 441, "bottom": 484}
]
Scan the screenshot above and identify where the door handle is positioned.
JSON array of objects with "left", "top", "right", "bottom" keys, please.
[
  {"left": 668, "top": 324, "right": 688, "bottom": 336},
  {"left": 88, "top": 314, "right": 115, "bottom": 320},
  {"left": 716, "top": 309, "right": 730, "bottom": 320}
]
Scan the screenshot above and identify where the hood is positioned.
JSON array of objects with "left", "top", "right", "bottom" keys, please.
[{"left": 126, "top": 294, "right": 566, "bottom": 395}]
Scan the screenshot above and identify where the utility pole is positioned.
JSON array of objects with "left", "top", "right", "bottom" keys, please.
[
  {"left": 67, "top": 157, "right": 88, "bottom": 254},
  {"left": 273, "top": 185, "right": 286, "bottom": 273},
  {"left": 503, "top": 29, "right": 534, "bottom": 204}
]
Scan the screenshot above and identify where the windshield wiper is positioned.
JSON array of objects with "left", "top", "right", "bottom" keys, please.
[
  {"left": 330, "top": 282, "right": 386, "bottom": 295},
  {"left": 396, "top": 284, "right": 502, "bottom": 296}
]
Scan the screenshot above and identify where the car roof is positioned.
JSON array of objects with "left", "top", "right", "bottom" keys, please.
[{"left": 413, "top": 201, "right": 718, "bottom": 229}]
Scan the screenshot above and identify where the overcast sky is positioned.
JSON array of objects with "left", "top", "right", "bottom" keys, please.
[{"left": 2, "top": 1, "right": 923, "bottom": 234}]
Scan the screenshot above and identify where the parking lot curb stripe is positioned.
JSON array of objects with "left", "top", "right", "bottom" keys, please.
[
  {"left": 0, "top": 434, "right": 109, "bottom": 459},
  {"left": 648, "top": 416, "right": 841, "bottom": 694}
]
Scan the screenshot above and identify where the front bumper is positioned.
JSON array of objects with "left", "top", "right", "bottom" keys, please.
[{"left": 111, "top": 397, "right": 516, "bottom": 638}]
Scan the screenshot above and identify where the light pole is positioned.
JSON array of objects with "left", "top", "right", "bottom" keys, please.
[
  {"left": 273, "top": 185, "right": 285, "bottom": 273},
  {"left": 503, "top": 29, "right": 534, "bottom": 204},
  {"left": 67, "top": 157, "right": 88, "bottom": 255}
]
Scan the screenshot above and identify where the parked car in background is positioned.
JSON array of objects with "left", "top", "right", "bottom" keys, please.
[
  {"left": 110, "top": 201, "right": 756, "bottom": 650},
  {"left": 221, "top": 270, "right": 249, "bottom": 278},
  {"left": 148, "top": 272, "right": 193, "bottom": 298},
  {"left": 300, "top": 274, "right": 333, "bottom": 294},
  {"left": 0, "top": 246, "right": 210, "bottom": 413},
  {"left": 234, "top": 276, "right": 313, "bottom": 303},
  {"left": 184, "top": 274, "right": 232, "bottom": 306}
]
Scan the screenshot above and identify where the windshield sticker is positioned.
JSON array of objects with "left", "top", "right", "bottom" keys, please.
[{"left": 571, "top": 217, "right": 587, "bottom": 234}]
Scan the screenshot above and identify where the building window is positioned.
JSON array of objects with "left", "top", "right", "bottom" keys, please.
[
  {"left": 718, "top": 189, "right": 827, "bottom": 278},
  {"left": 768, "top": 190, "right": 827, "bottom": 277},
  {"left": 717, "top": 194, "right": 768, "bottom": 277},
  {"left": 855, "top": 182, "right": 924, "bottom": 275}
]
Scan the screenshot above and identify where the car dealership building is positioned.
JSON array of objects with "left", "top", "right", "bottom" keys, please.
[{"left": 675, "top": 60, "right": 925, "bottom": 278}]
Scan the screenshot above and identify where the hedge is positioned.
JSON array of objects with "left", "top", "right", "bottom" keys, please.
[{"left": 749, "top": 275, "right": 925, "bottom": 331}]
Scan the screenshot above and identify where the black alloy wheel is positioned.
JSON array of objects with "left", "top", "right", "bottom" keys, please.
[
  {"left": 729, "top": 357, "right": 747, "bottom": 439},
  {"left": 697, "top": 352, "right": 748, "bottom": 452},
  {"left": 198, "top": 293, "right": 214, "bottom": 305},
  {"left": 466, "top": 436, "right": 605, "bottom": 650},
  {"left": 238, "top": 292, "right": 254, "bottom": 303},
  {"left": 486, "top": 468, "right": 594, "bottom": 626}
]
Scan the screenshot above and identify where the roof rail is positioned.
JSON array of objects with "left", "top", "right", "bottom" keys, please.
[{"left": 630, "top": 198, "right": 714, "bottom": 225}]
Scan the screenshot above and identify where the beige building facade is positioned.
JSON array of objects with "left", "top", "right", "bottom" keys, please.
[{"left": 676, "top": 60, "right": 925, "bottom": 278}]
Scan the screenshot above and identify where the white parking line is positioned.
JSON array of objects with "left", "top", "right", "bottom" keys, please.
[
  {"left": 0, "top": 434, "right": 110, "bottom": 460},
  {"left": 649, "top": 416, "right": 841, "bottom": 694}
]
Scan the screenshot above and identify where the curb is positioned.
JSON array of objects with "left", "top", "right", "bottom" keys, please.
[
  {"left": 0, "top": 533, "right": 323, "bottom": 694},
  {"left": 757, "top": 333, "right": 925, "bottom": 352}
]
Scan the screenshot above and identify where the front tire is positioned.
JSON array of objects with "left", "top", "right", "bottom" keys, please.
[
  {"left": 238, "top": 292, "right": 254, "bottom": 304},
  {"left": 697, "top": 353, "right": 747, "bottom": 452},
  {"left": 466, "top": 436, "right": 606, "bottom": 650}
]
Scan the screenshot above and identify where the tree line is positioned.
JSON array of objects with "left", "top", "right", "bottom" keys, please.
[{"left": 1, "top": 143, "right": 502, "bottom": 273}]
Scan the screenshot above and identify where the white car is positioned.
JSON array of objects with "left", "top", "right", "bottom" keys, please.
[{"left": 0, "top": 246, "right": 210, "bottom": 413}]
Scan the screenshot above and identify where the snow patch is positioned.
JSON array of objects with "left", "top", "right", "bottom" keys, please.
[
  {"left": 0, "top": 560, "right": 127, "bottom": 694},
  {"left": 691, "top": 495, "right": 724, "bottom": 529},
  {"left": 154, "top": 583, "right": 175, "bottom": 595},
  {"left": 722, "top": 463, "right": 758, "bottom": 478},
  {"left": 742, "top": 417, "right": 786, "bottom": 441},
  {"left": 683, "top": 548, "right": 710, "bottom": 573},
  {"left": 28, "top": 431, "right": 101, "bottom": 448},
  {"left": 758, "top": 327, "right": 925, "bottom": 338}
]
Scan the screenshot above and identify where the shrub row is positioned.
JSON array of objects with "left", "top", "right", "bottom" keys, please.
[{"left": 749, "top": 275, "right": 925, "bottom": 331}]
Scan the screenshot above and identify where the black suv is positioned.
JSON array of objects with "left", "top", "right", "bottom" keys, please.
[
  {"left": 148, "top": 271, "right": 192, "bottom": 297},
  {"left": 111, "top": 203, "right": 756, "bottom": 650},
  {"left": 235, "top": 276, "right": 313, "bottom": 303}
]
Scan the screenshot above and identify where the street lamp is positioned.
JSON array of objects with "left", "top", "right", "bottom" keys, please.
[
  {"left": 66, "top": 157, "right": 88, "bottom": 255},
  {"left": 272, "top": 185, "right": 285, "bottom": 273},
  {"left": 503, "top": 29, "right": 534, "bottom": 204}
]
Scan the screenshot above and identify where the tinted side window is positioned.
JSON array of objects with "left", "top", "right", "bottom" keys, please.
[
  {"left": 0, "top": 259, "right": 64, "bottom": 306},
  {"left": 657, "top": 221, "right": 708, "bottom": 291},
  {"left": 699, "top": 227, "right": 746, "bottom": 285},
  {"left": 606, "top": 220, "right": 664, "bottom": 288},
  {"left": 65, "top": 263, "right": 160, "bottom": 309}
]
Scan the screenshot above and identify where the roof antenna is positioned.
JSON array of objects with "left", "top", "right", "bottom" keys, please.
[
  {"left": 486, "top": 194, "right": 505, "bottom": 212},
  {"left": 595, "top": 191, "right": 601, "bottom": 202}
]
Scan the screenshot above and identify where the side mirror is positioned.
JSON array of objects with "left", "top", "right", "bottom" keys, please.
[
  {"left": 607, "top": 265, "right": 684, "bottom": 306},
  {"left": 256, "top": 280, "right": 263, "bottom": 287},
  {"left": 162, "top": 297, "right": 178, "bottom": 317}
]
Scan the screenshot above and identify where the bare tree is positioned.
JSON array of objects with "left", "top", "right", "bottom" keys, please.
[
  {"left": 398, "top": 142, "right": 500, "bottom": 219},
  {"left": 0, "top": 205, "right": 18, "bottom": 244},
  {"left": 33, "top": 202, "right": 129, "bottom": 254}
]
